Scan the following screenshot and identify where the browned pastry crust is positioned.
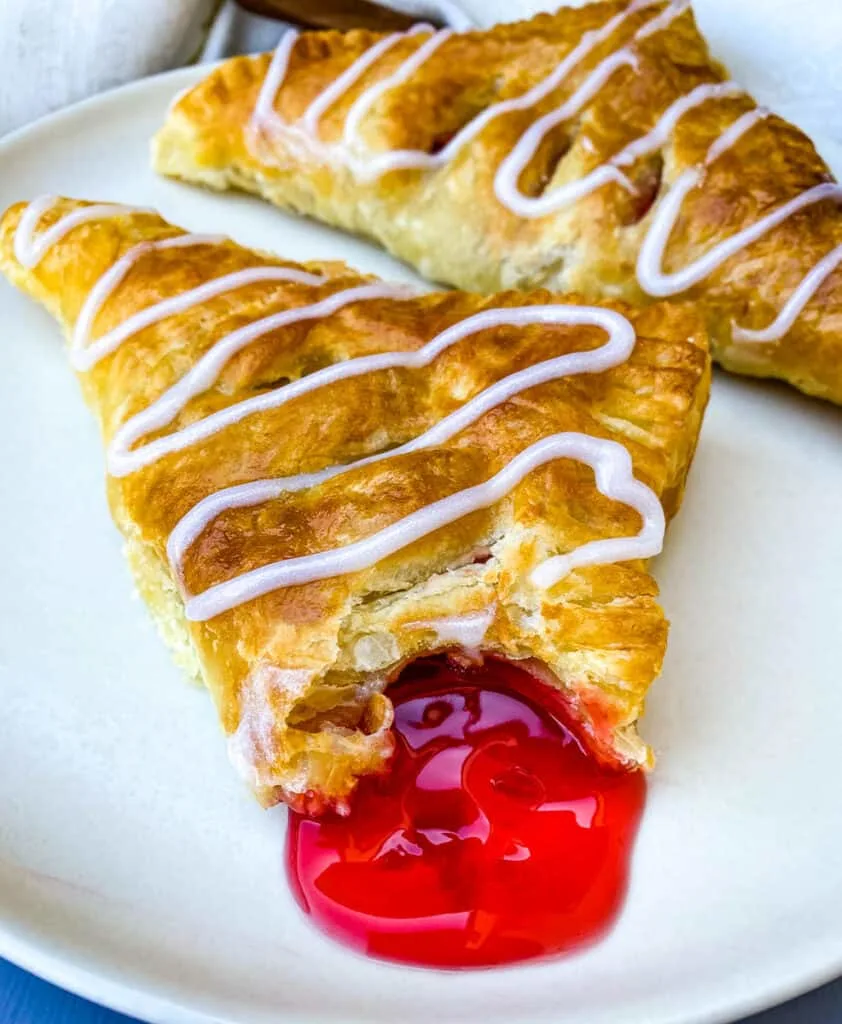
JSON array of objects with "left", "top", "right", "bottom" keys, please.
[
  {"left": 153, "top": 0, "right": 842, "bottom": 404},
  {"left": 0, "top": 198, "right": 709, "bottom": 811}
]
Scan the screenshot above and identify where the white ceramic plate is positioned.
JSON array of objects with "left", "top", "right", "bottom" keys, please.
[{"left": 2, "top": 40, "right": 842, "bottom": 1024}]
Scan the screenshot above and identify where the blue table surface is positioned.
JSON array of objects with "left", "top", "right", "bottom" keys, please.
[{"left": 3, "top": 956, "right": 842, "bottom": 1023}]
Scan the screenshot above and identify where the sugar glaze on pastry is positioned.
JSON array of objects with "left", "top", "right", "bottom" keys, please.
[
  {"left": 249, "top": 0, "right": 658, "bottom": 189},
  {"left": 154, "top": 0, "right": 842, "bottom": 404},
  {"left": 14, "top": 196, "right": 664, "bottom": 622},
  {"left": 0, "top": 196, "right": 710, "bottom": 810},
  {"left": 184, "top": 433, "right": 665, "bottom": 621},
  {"left": 250, "top": 2, "right": 839, "bottom": 347}
]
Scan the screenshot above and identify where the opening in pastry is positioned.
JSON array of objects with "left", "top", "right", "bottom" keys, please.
[
  {"left": 620, "top": 152, "right": 664, "bottom": 225},
  {"left": 427, "top": 128, "right": 459, "bottom": 156},
  {"left": 421, "top": 94, "right": 496, "bottom": 157},
  {"left": 264, "top": 633, "right": 647, "bottom": 817},
  {"left": 516, "top": 127, "right": 574, "bottom": 199},
  {"left": 253, "top": 374, "right": 292, "bottom": 392}
]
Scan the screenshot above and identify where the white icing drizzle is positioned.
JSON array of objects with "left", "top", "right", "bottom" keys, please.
[
  {"left": 13, "top": 203, "right": 416, "bottom": 484},
  {"left": 703, "top": 105, "right": 768, "bottom": 164},
  {"left": 255, "top": 0, "right": 475, "bottom": 140},
  {"left": 71, "top": 237, "right": 325, "bottom": 372},
  {"left": 16, "top": 197, "right": 663, "bottom": 620},
  {"left": 300, "top": 29, "right": 427, "bottom": 140},
  {"left": 253, "top": 29, "right": 299, "bottom": 140},
  {"left": 184, "top": 432, "right": 664, "bottom": 622},
  {"left": 248, "top": 0, "right": 842, "bottom": 344},
  {"left": 166, "top": 304, "right": 636, "bottom": 568},
  {"left": 634, "top": 99, "right": 842, "bottom": 339},
  {"left": 253, "top": 24, "right": 437, "bottom": 175},
  {"left": 635, "top": 0, "right": 690, "bottom": 39},
  {"left": 251, "top": 0, "right": 661, "bottom": 185},
  {"left": 731, "top": 241, "right": 842, "bottom": 343},
  {"left": 630, "top": 87, "right": 842, "bottom": 340},
  {"left": 106, "top": 281, "right": 412, "bottom": 477},
  {"left": 493, "top": 46, "right": 640, "bottom": 218},
  {"left": 339, "top": 28, "right": 452, "bottom": 180},
  {"left": 611, "top": 81, "right": 744, "bottom": 169},
  {"left": 13, "top": 194, "right": 154, "bottom": 268},
  {"left": 74, "top": 234, "right": 219, "bottom": 370},
  {"left": 496, "top": 81, "right": 743, "bottom": 220},
  {"left": 23, "top": 0, "right": 838, "bottom": 620},
  {"left": 492, "top": 10, "right": 736, "bottom": 218},
  {"left": 637, "top": 112, "right": 842, "bottom": 297}
]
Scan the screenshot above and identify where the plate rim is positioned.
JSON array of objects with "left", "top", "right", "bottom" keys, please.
[
  {"left": 0, "top": 66, "right": 206, "bottom": 161},
  {"left": 1, "top": 65, "right": 841, "bottom": 1024}
]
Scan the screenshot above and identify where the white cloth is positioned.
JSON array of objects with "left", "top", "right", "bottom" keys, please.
[
  {"left": 0, "top": 0, "right": 470, "bottom": 137},
  {"left": 0, "top": 0, "right": 216, "bottom": 136}
]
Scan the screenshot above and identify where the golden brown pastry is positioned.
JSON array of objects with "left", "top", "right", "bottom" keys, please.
[
  {"left": 0, "top": 195, "right": 709, "bottom": 811},
  {"left": 153, "top": 0, "right": 842, "bottom": 405}
]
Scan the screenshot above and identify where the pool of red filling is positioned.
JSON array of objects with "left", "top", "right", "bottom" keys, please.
[{"left": 287, "top": 657, "right": 646, "bottom": 969}]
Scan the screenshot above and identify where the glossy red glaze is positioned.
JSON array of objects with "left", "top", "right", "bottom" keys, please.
[{"left": 287, "top": 657, "right": 646, "bottom": 968}]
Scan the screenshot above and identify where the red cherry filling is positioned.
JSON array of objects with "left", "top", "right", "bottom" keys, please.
[{"left": 287, "top": 656, "right": 645, "bottom": 968}]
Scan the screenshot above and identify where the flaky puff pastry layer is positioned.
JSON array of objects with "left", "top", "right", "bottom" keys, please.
[
  {"left": 154, "top": 0, "right": 842, "bottom": 405},
  {"left": 0, "top": 198, "right": 709, "bottom": 811}
]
